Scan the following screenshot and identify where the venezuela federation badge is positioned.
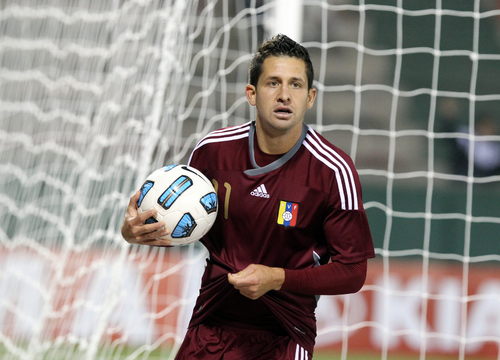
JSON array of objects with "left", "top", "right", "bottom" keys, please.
[{"left": 277, "top": 201, "right": 299, "bottom": 227}]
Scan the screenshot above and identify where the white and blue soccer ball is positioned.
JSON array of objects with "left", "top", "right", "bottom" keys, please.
[{"left": 136, "top": 164, "right": 218, "bottom": 246}]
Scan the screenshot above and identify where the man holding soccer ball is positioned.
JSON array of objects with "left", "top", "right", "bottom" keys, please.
[{"left": 122, "top": 34, "right": 374, "bottom": 359}]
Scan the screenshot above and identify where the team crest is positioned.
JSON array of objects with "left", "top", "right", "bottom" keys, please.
[{"left": 277, "top": 201, "right": 299, "bottom": 227}]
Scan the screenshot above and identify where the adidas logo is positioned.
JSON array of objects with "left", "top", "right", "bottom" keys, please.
[{"left": 250, "top": 184, "right": 270, "bottom": 198}]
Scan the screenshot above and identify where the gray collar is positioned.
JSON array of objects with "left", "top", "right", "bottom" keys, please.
[{"left": 244, "top": 121, "right": 307, "bottom": 176}]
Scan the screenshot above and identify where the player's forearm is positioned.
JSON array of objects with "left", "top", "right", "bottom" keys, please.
[{"left": 280, "top": 260, "right": 367, "bottom": 295}]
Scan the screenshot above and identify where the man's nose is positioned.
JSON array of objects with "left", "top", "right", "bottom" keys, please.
[{"left": 277, "top": 85, "right": 290, "bottom": 103}]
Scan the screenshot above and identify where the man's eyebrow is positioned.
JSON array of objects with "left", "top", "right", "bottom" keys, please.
[
  {"left": 263, "top": 76, "right": 281, "bottom": 81},
  {"left": 264, "top": 76, "right": 305, "bottom": 82},
  {"left": 289, "top": 77, "right": 305, "bottom": 83}
]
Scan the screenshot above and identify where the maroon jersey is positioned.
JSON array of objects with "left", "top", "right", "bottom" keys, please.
[{"left": 186, "top": 121, "right": 374, "bottom": 354}]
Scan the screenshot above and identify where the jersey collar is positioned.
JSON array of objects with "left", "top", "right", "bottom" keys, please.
[{"left": 244, "top": 121, "right": 307, "bottom": 176}]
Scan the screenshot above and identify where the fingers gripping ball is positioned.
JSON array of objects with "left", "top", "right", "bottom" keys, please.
[{"left": 137, "top": 165, "right": 218, "bottom": 246}]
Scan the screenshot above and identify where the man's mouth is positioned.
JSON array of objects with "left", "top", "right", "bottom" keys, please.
[{"left": 274, "top": 107, "right": 293, "bottom": 116}]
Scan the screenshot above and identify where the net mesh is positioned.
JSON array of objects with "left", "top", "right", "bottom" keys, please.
[{"left": 1, "top": 0, "right": 499, "bottom": 359}]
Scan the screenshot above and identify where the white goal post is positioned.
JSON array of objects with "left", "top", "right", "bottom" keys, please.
[{"left": 1, "top": 1, "right": 500, "bottom": 360}]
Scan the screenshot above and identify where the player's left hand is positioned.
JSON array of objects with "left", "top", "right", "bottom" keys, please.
[{"left": 227, "top": 264, "right": 285, "bottom": 300}]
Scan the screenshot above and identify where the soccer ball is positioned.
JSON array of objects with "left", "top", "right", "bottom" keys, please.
[{"left": 136, "top": 164, "right": 218, "bottom": 246}]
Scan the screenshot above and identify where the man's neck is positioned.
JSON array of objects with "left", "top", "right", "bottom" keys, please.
[{"left": 255, "top": 122, "right": 303, "bottom": 155}]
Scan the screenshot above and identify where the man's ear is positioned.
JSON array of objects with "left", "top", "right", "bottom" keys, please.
[
  {"left": 307, "top": 87, "right": 317, "bottom": 109},
  {"left": 246, "top": 84, "right": 256, "bottom": 106}
]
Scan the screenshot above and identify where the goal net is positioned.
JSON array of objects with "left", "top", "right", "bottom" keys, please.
[{"left": 1, "top": 1, "right": 499, "bottom": 359}]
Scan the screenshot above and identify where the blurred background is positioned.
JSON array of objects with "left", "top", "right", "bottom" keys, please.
[{"left": 0, "top": 0, "right": 499, "bottom": 359}]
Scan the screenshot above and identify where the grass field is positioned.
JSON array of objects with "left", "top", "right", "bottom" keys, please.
[
  {"left": 313, "top": 352, "right": 496, "bottom": 360},
  {"left": 1, "top": 346, "right": 496, "bottom": 360}
]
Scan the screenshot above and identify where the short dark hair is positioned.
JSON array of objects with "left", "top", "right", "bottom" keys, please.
[{"left": 248, "top": 34, "right": 314, "bottom": 89}]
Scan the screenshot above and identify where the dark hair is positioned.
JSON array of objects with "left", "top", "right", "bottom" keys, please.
[{"left": 248, "top": 34, "right": 314, "bottom": 89}]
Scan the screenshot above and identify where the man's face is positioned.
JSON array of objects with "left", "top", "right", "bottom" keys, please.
[{"left": 246, "top": 56, "right": 317, "bottom": 136}]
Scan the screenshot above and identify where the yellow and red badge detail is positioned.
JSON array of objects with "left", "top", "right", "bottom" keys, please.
[{"left": 277, "top": 201, "right": 299, "bottom": 227}]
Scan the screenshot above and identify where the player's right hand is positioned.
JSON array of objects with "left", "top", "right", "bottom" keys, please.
[{"left": 121, "top": 191, "right": 173, "bottom": 247}]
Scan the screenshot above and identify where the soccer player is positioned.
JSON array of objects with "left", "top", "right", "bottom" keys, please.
[{"left": 121, "top": 34, "right": 375, "bottom": 360}]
